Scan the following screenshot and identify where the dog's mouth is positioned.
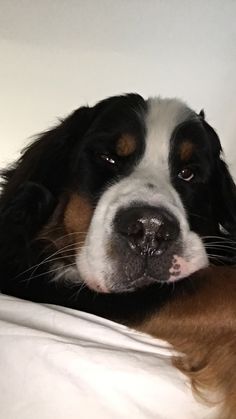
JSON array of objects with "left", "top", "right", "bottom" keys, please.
[{"left": 76, "top": 228, "right": 209, "bottom": 294}]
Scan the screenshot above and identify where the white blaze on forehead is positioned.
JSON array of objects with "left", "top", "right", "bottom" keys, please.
[{"left": 140, "top": 97, "right": 196, "bottom": 170}]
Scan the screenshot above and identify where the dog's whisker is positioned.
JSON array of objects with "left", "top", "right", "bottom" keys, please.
[
  {"left": 204, "top": 241, "right": 236, "bottom": 246},
  {"left": 208, "top": 256, "right": 226, "bottom": 265},
  {"left": 38, "top": 233, "right": 87, "bottom": 253},
  {"left": 202, "top": 235, "right": 236, "bottom": 243},
  {"left": 205, "top": 244, "right": 236, "bottom": 250},
  {"left": 34, "top": 253, "right": 79, "bottom": 265},
  {"left": 42, "top": 231, "right": 89, "bottom": 240},
  {"left": 38, "top": 230, "right": 92, "bottom": 254},
  {"left": 188, "top": 212, "right": 209, "bottom": 220},
  {"left": 208, "top": 253, "right": 234, "bottom": 263},
  {"left": 27, "top": 243, "right": 83, "bottom": 280},
  {"left": 15, "top": 242, "right": 86, "bottom": 280},
  {"left": 68, "top": 282, "right": 87, "bottom": 302},
  {"left": 24, "top": 262, "right": 78, "bottom": 282},
  {"left": 208, "top": 252, "right": 231, "bottom": 259}
]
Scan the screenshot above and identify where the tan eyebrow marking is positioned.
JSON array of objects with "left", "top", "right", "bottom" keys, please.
[
  {"left": 116, "top": 134, "right": 137, "bottom": 157},
  {"left": 179, "top": 141, "right": 195, "bottom": 161}
]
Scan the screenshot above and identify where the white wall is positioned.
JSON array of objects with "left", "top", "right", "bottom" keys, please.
[{"left": 1, "top": 0, "right": 236, "bottom": 172}]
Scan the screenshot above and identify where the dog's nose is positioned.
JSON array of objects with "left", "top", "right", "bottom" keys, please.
[{"left": 114, "top": 206, "right": 180, "bottom": 256}]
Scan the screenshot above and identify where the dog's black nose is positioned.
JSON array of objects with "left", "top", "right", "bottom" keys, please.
[{"left": 114, "top": 206, "right": 180, "bottom": 256}]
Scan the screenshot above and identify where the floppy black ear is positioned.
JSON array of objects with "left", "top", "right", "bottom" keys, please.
[
  {"left": 202, "top": 119, "right": 236, "bottom": 236},
  {"left": 1, "top": 105, "right": 93, "bottom": 204},
  {"left": 0, "top": 104, "right": 93, "bottom": 243},
  {"left": 0, "top": 106, "right": 94, "bottom": 287}
]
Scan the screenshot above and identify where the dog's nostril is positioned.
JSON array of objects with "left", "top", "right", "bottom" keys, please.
[
  {"left": 114, "top": 205, "right": 180, "bottom": 255},
  {"left": 156, "top": 227, "right": 165, "bottom": 241},
  {"left": 127, "top": 220, "right": 143, "bottom": 237},
  {"left": 156, "top": 226, "right": 172, "bottom": 241}
]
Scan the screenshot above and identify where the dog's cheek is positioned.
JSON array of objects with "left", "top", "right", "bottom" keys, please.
[
  {"left": 38, "top": 193, "right": 94, "bottom": 260},
  {"left": 63, "top": 194, "right": 94, "bottom": 246}
]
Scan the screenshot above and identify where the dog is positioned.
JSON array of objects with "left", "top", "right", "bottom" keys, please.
[{"left": 0, "top": 94, "right": 236, "bottom": 416}]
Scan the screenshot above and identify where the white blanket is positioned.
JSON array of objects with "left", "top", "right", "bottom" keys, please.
[{"left": 0, "top": 294, "right": 218, "bottom": 419}]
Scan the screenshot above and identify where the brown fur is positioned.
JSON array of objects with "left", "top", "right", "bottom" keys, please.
[
  {"left": 116, "top": 134, "right": 136, "bottom": 157},
  {"left": 39, "top": 193, "right": 94, "bottom": 261},
  {"left": 64, "top": 194, "right": 93, "bottom": 236},
  {"left": 135, "top": 266, "right": 236, "bottom": 419},
  {"left": 179, "top": 141, "right": 195, "bottom": 161}
]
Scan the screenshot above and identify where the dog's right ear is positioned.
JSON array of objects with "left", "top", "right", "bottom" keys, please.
[
  {"left": 1, "top": 106, "right": 93, "bottom": 203},
  {"left": 201, "top": 118, "right": 236, "bottom": 237}
]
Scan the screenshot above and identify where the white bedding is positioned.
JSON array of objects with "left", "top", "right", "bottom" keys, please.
[{"left": 0, "top": 293, "right": 218, "bottom": 419}]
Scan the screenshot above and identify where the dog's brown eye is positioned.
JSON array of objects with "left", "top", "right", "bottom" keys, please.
[
  {"left": 178, "top": 168, "right": 194, "bottom": 182},
  {"left": 99, "top": 153, "right": 116, "bottom": 165}
]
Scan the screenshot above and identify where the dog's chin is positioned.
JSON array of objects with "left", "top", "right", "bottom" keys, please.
[
  {"left": 80, "top": 263, "right": 208, "bottom": 294},
  {"left": 76, "top": 235, "right": 209, "bottom": 294},
  {"left": 107, "top": 274, "right": 159, "bottom": 294}
]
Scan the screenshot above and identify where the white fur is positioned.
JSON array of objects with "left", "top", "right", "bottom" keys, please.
[{"left": 142, "top": 97, "right": 195, "bottom": 170}]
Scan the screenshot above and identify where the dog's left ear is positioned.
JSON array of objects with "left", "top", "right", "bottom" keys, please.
[{"left": 202, "top": 118, "right": 236, "bottom": 236}]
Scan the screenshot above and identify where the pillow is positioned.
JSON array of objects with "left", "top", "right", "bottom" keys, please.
[{"left": 0, "top": 293, "right": 218, "bottom": 419}]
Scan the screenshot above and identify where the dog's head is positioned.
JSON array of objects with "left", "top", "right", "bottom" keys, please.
[{"left": 2, "top": 94, "right": 236, "bottom": 293}]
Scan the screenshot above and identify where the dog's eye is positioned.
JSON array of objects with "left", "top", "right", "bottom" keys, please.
[
  {"left": 178, "top": 168, "right": 194, "bottom": 182},
  {"left": 99, "top": 153, "right": 116, "bottom": 165}
]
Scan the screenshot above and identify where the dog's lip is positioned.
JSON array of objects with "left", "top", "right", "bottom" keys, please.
[
  {"left": 95, "top": 284, "right": 110, "bottom": 293},
  {"left": 107, "top": 273, "right": 170, "bottom": 293},
  {"left": 79, "top": 274, "right": 110, "bottom": 293}
]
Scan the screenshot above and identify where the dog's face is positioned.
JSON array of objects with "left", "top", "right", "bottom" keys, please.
[
  {"left": 74, "top": 96, "right": 210, "bottom": 293},
  {"left": 3, "top": 94, "right": 236, "bottom": 294}
]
